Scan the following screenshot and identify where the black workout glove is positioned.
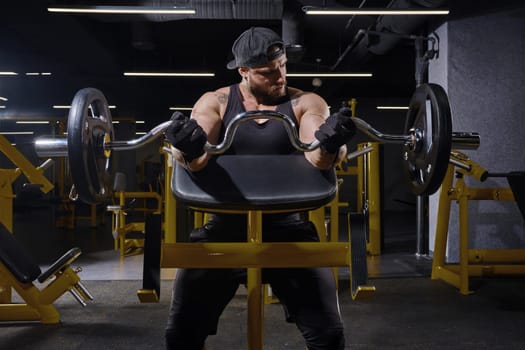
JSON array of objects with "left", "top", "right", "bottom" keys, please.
[
  {"left": 165, "top": 112, "right": 207, "bottom": 163},
  {"left": 314, "top": 107, "right": 356, "bottom": 154}
]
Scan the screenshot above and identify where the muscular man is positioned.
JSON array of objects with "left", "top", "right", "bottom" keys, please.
[{"left": 165, "top": 27, "right": 355, "bottom": 350}]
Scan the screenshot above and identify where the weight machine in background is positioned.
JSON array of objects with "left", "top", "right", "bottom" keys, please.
[
  {"left": 0, "top": 134, "right": 54, "bottom": 232},
  {"left": 431, "top": 151, "right": 525, "bottom": 295},
  {"left": 0, "top": 134, "right": 92, "bottom": 323}
]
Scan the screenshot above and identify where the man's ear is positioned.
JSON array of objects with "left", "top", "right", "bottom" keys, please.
[{"left": 238, "top": 67, "right": 248, "bottom": 79}]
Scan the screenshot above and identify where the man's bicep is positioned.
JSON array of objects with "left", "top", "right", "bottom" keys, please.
[
  {"left": 299, "top": 96, "right": 329, "bottom": 142},
  {"left": 191, "top": 92, "right": 222, "bottom": 144}
]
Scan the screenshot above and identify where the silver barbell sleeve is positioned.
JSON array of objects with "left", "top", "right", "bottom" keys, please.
[{"left": 351, "top": 117, "right": 480, "bottom": 150}]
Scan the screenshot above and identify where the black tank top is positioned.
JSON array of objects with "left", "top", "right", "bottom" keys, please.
[
  {"left": 208, "top": 84, "right": 306, "bottom": 231},
  {"left": 220, "top": 84, "right": 299, "bottom": 155}
]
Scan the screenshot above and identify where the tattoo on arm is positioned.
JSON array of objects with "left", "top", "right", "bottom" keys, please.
[
  {"left": 291, "top": 96, "right": 300, "bottom": 107},
  {"left": 216, "top": 92, "right": 228, "bottom": 105}
]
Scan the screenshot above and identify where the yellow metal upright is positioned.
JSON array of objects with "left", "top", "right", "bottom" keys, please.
[
  {"left": 0, "top": 168, "right": 21, "bottom": 232},
  {"left": 360, "top": 142, "right": 381, "bottom": 255},
  {"left": 431, "top": 152, "right": 525, "bottom": 295},
  {"left": 163, "top": 147, "right": 176, "bottom": 244},
  {"left": 247, "top": 210, "right": 264, "bottom": 350}
]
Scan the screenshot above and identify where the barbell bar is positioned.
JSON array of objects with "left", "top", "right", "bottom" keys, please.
[{"left": 34, "top": 83, "right": 480, "bottom": 204}]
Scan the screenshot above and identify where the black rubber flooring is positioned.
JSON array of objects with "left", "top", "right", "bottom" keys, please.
[
  {"left": 3, "top": 207, "right": 525, "bottom": 349},
  {"left": 2, "top": 277, "right": 525, "bottom": 349}
]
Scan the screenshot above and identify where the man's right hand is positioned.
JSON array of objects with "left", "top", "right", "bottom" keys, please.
[
  {"left": 165, "top": 112, "right": 207, "bottom": 163},
  {"left": 314, "top": 107, "right": 356, "bottom": 154}
]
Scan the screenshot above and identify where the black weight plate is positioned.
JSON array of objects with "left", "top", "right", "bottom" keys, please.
[
  {"left": 67, "top": 88, "right": 114, "bottom": 204},
  {"left": 402, "top": 84, "right": 452, "bottom": 196}
]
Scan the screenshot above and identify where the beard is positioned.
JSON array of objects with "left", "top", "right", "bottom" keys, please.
[{"left": 249, "top": 83, "right": 287, "bottom": 106}]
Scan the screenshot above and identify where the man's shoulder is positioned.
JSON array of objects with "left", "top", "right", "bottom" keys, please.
[
  {"left": 199, "top": 86, "right": 230, "bottom": 102},
  {"left": 288, "top": 87, "right": 324, "bottom": 104},
  {"left": 214, "top": 86, "right": 231, "bottom": 94}
]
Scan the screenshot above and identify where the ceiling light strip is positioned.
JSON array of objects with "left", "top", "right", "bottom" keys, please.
[
  {"left": 53, "top": 105, "right": 116, "bottom": 109},
  {"left": 16, "top": 121, "right": 50, "bottom": 124},
  {"left": 376, "top": 106, "right": 409, "bottom": 110},
  {"left": 287, "top": 73, "right": 372, "bottom": 77},
  {"left": 25, "top": 72, "right": 52, "bottom": 76},
  {"left": 0, "top": 72, "right": 18, "bottom": 76},
  {"left": 124, "top": 72, "right": 214, "bottom": 77},
  {"left": 0, "top": 131, "right": 34, "bottom": 135},
  {"left": 0, "top": 97, "right": 8, "bottom": 101},
  {"left": 48, "top": 6, "right": 196, "bottom": 15},
  {"left": 304, "top": 8, "right": 449, "bottom": 15},
  {"left": 169, "top": 107, "right": 193, "bottom": 111}
]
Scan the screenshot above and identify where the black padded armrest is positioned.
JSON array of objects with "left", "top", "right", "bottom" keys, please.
[
  {"left": 171, "top": 154, "right": 337, "bottom": 211},
  {"left": 0, "top": 223, "right": 41, "bottom": 284},
  {"left": 38, "top": 247, "right": 82, "bottom": 283}
]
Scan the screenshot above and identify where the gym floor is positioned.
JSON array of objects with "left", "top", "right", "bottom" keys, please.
[{"left": 3, "top": 206, "right": 525, "bottom": 349}]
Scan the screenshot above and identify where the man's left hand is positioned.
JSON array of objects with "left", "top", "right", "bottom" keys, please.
[{"left": 314, "top": 107, "right": 356, "bottom": 154}]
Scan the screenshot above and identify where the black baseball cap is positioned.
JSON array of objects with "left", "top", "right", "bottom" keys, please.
[{"left": 226, "top": 27, "right": 285, "bottom": 70}]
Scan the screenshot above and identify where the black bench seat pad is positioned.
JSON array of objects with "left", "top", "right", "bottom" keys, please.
[
  {"left": 172, "top": 155, "right": 337, "bottom": 211},
  {"left": 0, "top": 223, "right": 41, "bottom": 284}
]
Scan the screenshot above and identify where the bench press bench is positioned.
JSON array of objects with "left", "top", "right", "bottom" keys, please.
[{"left": 0, "top": 223, "right": 92, "bottom": 324}]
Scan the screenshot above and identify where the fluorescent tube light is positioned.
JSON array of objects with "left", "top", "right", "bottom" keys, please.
[
  {"left": 25, "top": 72, "right": 52, "bottom": 76},
  {"left": 304, "top": 7, "right": 449, "bottom": 15},
  {"left": 376, "top": 106, "right": 409, "bottom": 110},
  {"left": 0, "top": 72, "right": 18, "bottom": 76},
  {"left": 16, "top": 121, "right": 50, "bottom": 124},
  {"left": 0, "top": 131, "right": 34, "bottom": 135},
  {"left": 48, "top": 6, "right": 195, "bottom": 15},
  {"left": 124, "top": 72, "right": 214, "bottom": 77},
  {"left": 0, "top": 106, "right": 5, "bottom": 109},
  {"left": 0, "top": 97, "right": 7, "bottom": 101},
  {"left": 169, "top": 107, "right": 193, "bottom": 111},
  {"left": 53, "top": 105, "right": 116, "bottom": 109},
  {"left": 287, "top": 73, "right": 372, "bottom": 77}
]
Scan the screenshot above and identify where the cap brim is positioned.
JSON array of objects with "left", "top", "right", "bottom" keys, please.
[{"left": 226, "top": 59, "right": 237, "bottom": 70}]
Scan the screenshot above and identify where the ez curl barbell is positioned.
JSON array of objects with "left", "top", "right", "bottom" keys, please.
[{"left": 35, "top": 84, "right": 479, "bottom": 204}]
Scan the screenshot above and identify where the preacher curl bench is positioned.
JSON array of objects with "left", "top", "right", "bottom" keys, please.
[{"left": 161, "top": 111, "right": 375, "bottom": 350}]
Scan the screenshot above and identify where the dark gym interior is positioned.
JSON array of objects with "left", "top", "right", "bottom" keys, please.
[{"left": 1, "top": 1, "right": 525, "bottom": 349}]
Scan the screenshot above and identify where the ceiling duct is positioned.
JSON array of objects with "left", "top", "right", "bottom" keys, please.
[
  {"left": 367, "top": 0, "right": 448, "bottom": 55},
  {"left": 79, "top": 0, "right": 305, "bottom": 59},
  {"left": 282, "top": 0, "right": 306, "bottom": 63},
  {"left": 332, "top": 0, "right": 448, "bottom": 69},
  {"left": 141, "top": 0, "right": 305, "bottom": 57},
  {"left": 138, "top": 0, "right": 283, "bottom": 21}
]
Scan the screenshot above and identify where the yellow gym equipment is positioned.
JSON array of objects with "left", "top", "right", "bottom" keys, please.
[
  {"left": 0, "top": 134, "right": 54, "bottom": 232},
  {"left": 107, "top": 172, "right": 162, "bottom": 257},
  {"left": 33, "top": 85, "right": 481, "bottom": 348},
  {"left": 0, "top": 135, "right": 92, "bottom": 323},
  {"left": 160, "top": 109, "right": 377, "bottom": 350},
  {"left": 431, "top": 151, "right": 525, "bottom": 295},
  {"left": 0, "top": 222, "right": 92, "bottom": 324}
]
